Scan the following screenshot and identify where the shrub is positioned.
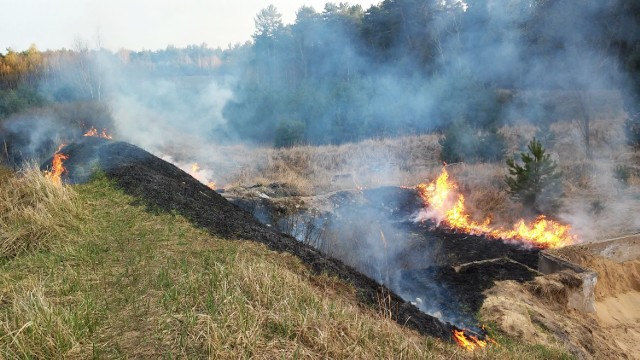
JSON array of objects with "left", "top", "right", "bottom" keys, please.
[
  {"left": 624, "top": 112, "right": 640, "bottom": 149},
  {"left": 505, "top": 138, "right": 563, "bottom": 215},
  {"left": 613, "top": 165, "right": 631, "bottom": 186},
  {"left": 274, "top": 119, "right": 306, "bottom": 148},
  {"left": 439, "top": 120, "right": 507, "bottom": 164}
]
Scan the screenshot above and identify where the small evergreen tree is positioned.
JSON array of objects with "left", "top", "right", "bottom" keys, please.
[
  {"left": 439, "top": 120, "right": 507, "bottom": 164},
  {"left": 624, "top": 112, "right": 640, "bottom": 149},
  {"left": 274, "top": 119, "right": 305, "bottom": 148},
  {"left": 505, "top": 138, "right": 563, "bottom": 214}
]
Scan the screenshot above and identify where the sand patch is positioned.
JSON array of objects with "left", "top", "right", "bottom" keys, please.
[
  {"left": 596, "top": 291, "right": 640, "bottom": 357},
  {"left": 597, "top": 291, "right": 640, "bottom": 326},
  {"left": 481, "top": 246, "right": 640, "bottom": 359},
  {"left": 549, "top": 246, "right": 640, "bottom": 300}
]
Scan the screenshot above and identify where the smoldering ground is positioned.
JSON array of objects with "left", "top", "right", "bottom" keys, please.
[{"left": 2, "top": 0, "right": 640, "bottom": 330}]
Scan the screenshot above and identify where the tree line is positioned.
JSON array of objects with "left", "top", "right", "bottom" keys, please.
[
  {"left": 225, "top": 0, "right": 640, "bottom": 148},
  {"left": 1, "top": 0, "right": 640, "bottom": 156}
]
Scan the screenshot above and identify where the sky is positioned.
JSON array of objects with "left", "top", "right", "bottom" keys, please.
[{"left": 0, "top": 0, "right": 379, "bottom": 52}]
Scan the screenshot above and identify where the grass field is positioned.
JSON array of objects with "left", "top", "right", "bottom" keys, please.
[
  {"left": 218, "top": 118, "right": 640, "bottom": 242},
  {"left": 0, "top": 167, "right": 572, "bottom": 358}
]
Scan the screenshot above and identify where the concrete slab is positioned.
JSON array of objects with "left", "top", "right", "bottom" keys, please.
[
  {"left": 574, "top": 234, "right": 640, "bottom": 263},
  {"left": 538, "top": 251, "right": 598, "bottom": 313}
]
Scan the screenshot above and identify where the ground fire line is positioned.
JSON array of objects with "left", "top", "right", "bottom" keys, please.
[
  {"left": 83, "top": 126, "right": 113, "bottom": 139},
  {"left": 40, "top": 137, "right": 455, "bottom": 342},
  {"left": 38, "top": 138, "right": 584, "bottom": 351},
  {"left": 416, "top": 167, "right": 577, "bottom": 249}
]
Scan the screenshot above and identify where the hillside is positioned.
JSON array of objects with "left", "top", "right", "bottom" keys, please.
[{"left": 0, "top": 164, "right": 570, "bottom": 358}]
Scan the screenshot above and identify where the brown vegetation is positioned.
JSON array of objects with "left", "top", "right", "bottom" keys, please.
[
  {"left": 0, "top": 169, "right": 566, "bottom": 358},
  {"left": 0, "top": 165, "right": 79, "bottom": 259},
  {"left": 215, "top": 115, "right": 639, "bottom": 240}
]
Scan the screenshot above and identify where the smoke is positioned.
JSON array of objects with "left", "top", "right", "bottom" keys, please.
[
  {"left": 2, "top": 0, "right": 640, "bottom": 332},
  {"left": 0, "top": 113, "right": 68, "bottom": 164},
  {"left": 109, "top": 75, "right": 234, "bottom": 152},
  {"left": 3, "top": 1, "right": 637, "bottom": 172}
]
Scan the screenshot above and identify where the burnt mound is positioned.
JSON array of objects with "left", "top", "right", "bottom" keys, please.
[
  {"left": 41, "top": 137, "right": 453, "bottom": 340},
  {"left": 231, "top": 184, "right": 542, "bottom": 326}
]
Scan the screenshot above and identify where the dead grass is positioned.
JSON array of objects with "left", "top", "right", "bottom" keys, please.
[
  {"left": 0, "top": 171, "right": 568, "bottom": 358},
  {"left": 211, "top": 116, "right": 639, "bottom": 240},
  {"left": 200, "top": 134, "right": 442, "bottom": 196},
  {"left": 0, "top": 165, "right": 80, "bottom": 259}
]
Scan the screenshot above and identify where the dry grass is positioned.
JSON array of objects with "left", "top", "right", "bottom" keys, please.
[
  {"left": 187, "top": 134, "right": 442, "bottom": 196},
  {"left": 221, "top": 116, "right": 640, "bottom": 240},
  {"left": 0, "top": 165, "right": 80, "bottom": 259},
  {"left": 0, "top": 279, "right": 83, "bottom": 358},
  {"left": 0, "top": 171, "right": 568, "bottom": 358}
]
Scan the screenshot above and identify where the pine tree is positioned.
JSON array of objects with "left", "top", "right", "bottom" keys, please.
[{"left": 505, "top": 138, "right": 563, "bottom": 214}]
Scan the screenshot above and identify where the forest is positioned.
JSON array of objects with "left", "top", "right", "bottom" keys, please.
[{"left": 1, "top": 0, "right": 640, "bottom": 164}]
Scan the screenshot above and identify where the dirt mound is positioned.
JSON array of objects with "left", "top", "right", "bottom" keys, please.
[
  {"left": 550, "top": 246, "right": 640, "bottom": 300},
  {"left": 41, "top": 137, "right": 453, "bottom": 340},
  {"left": 398, "top": 259, "right": 539, "bottom": 323},
  {"left": 482, "top": 245, "right": 640, "bottom": 359}
]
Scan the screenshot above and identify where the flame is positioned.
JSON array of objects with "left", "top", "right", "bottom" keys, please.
[
  {"left": 452, "top": 329, "right": 488, "bottom": 351},
  {"left": 190, "top": 163, "right": 201, "bottom": 176},
  {"left": 190, "top": 163, "right": 218, "bottom": 190},
  {"left": 83, "top": 127, "right": 113, "bottom": 139},
  {"left": 45, "top": 144, "right": 68, "bottom": 186},
  {"left": 416, "top": 167, "right": 576, "bottom": 249}
]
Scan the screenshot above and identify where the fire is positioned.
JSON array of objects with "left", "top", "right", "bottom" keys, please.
[
  {"left": 44, "top": 144, "right": 68, "bottom": 186},
  {"left": 189, "top": 163, "right": 218, "bottom": 190},
  {"left": 452, "top": 329, "right": 489, "bottom": 351},
  {"left": 190, "top": 163, "right": 201, "bottom": 176},
  {"left": 83, "top": 127, "right": 113, "bottom": 139},
  {"left": 416, "top": 167, "right": 576, "bottom": 248}
]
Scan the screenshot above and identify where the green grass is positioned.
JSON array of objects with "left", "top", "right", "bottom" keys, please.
[{"left": 0, "top": 169, "right": 572, "bottom": 358}]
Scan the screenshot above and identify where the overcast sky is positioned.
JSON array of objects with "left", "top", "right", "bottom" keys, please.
[{"left": 0, "top": 0, "right": 379, "bottom": 52}]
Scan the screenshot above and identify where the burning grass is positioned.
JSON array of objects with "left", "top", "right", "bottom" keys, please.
[
  {"left": 0, "top": 172, "right": 569, "bottom": 358},
  {"left": 416, "top": 167, "right": 577, "bottom": 248},
  {"left": 269, "top": 119, "right": 639, "bottom": 240}
]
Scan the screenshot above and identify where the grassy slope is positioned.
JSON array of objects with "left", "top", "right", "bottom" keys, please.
[{"left": 0, "top": 170, "right": 570, "bottom": 359}]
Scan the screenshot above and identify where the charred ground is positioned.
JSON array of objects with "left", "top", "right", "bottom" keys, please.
[
  {"left": 229, "top": 184, "right": 541, "bottom": 326},
  {"left": 41, "top": 137, "right": 453, "bottom": 340}
]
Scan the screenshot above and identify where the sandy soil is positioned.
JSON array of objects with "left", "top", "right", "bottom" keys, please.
[
  {"left": 596, "top": 291, "right": 640, "bottom": 357},
  {"left": 481, "top": 245, "right": 640, "bottom": 359}
]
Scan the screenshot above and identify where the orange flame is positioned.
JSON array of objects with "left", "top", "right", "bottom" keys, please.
[
  {"left": 83, "top": 127, "right": 113, "bottom": 139},
  {"left": 190, "top": 163, "right": 201, "bottom": 176},
  {"left": 453, "top": 329, "right": 488, "bottom": 351},
  {"left": 45, "top": 144, "right": 68, "bottom": 186},
  {"left": 190, "top": 163, "right": 218, "bottom": 190},
  {"left": 416, "top": 167, "right": 576, "bottom": 248}
]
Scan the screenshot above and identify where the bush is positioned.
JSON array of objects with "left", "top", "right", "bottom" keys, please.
[
  {"left": 613, "top": 164, "right": 631, "bottom": 186},
  {"left": 505, "top": 138, "right": 563, "bottom": 215},
  {"left": 274, "top": 119, "right": 306, "bottom": 148},
  {"left": 624, "top": 112, "right": 640, "bottom": 149},
  {"left": 439, "top": 120, "right": 507, "bottom": 163},
  {"left": 0, "top": 86, "right": 45, "bottom": 118}
]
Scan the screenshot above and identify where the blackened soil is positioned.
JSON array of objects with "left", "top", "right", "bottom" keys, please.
[
  {"left": 41, "top": 138, "right": 453, "bottom": 340},
  {"left": 411, "top": 228, "right": 541, "bottom": 269},
  {"left": 361, "top": 187, "right": 541, "bottom": 267},
  {"left": 398, "top": 259, "right": 539, "bottom": 323},
  {"left": 229, "top": 175, "right": 543, "bottom": 330}
]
